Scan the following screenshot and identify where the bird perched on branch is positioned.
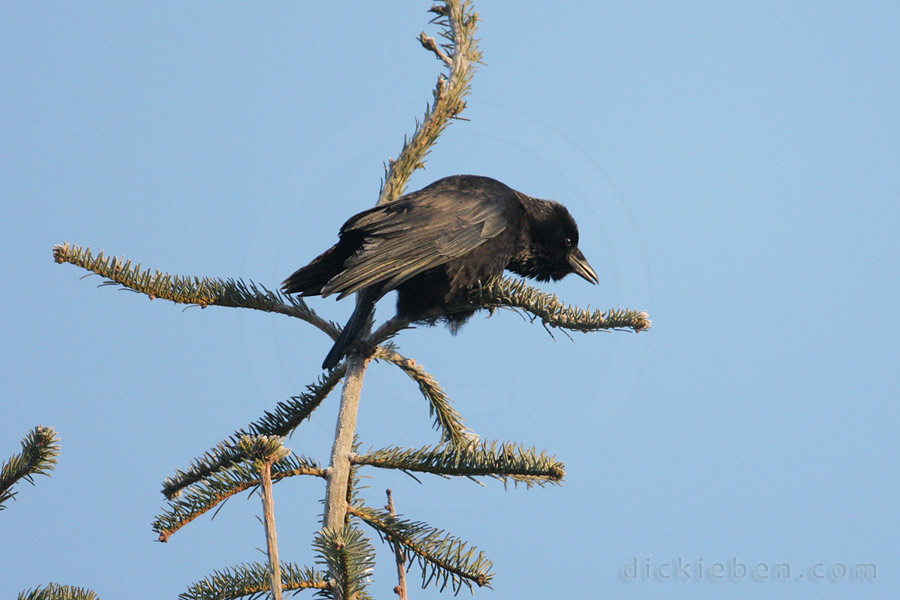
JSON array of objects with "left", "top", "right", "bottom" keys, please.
[{"left": 282, "top": 174, "right": 598, "bottom": 369}]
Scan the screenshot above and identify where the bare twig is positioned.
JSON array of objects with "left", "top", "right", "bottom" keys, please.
[
  {"left": 386, "top": 489, "right": 409, "bottom": 600},
  {"left": 236, "top": 436, "right": 291, "bottom": 600},
  {"left": 260, "top": 459, "right": 283, "bottom": 600},
  {"left": 418, "top": 32, "right": 451, "bottom": 66}
]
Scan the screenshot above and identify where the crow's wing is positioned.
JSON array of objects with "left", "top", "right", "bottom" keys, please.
[{"left": 321, "top": 193, "right": 514, "bottom": 298}]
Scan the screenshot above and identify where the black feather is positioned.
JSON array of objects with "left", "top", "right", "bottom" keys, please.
[{"left": 282, "top": 175, "right": 598, "bottom": 369}]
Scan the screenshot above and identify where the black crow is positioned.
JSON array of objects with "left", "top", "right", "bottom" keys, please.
[{"left": 282, "top": 174, "right": 598, "bottom": 369}]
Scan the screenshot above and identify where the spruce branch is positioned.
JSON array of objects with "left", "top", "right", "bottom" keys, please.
[
  {"left": 52, "top": 242, "right": 339, "bottom": 338},
  {"left": 378, "top": 0, "right": 481, "bottom": 204},
  {"left": 17, "top": 583, "right": 98, "bottom": 600},
  {"left": 154, "top": 451, "right": 323, "bottom": 542},
  {"left": 162, "top": 367, "right": 343, "bottom": 499},
  {"left": 355, "top": 441, "right": 565, "bottom": 487},
  {"left": 180, "top": 562, "right": 327, "bottom": 600},
  {"left": 374, "top": 347, "right": 474, "bottom": 447},
  {"left": 350, "top": 505, "right": 493, "bottom": 594},
  {"left": 312, "top": 524, "right": 377, "bottom": 600},
  {"left": 248, "top": 365, "right": 346, "bottom": 439},
  {"left": 470, "top": 276, "right": 652, "bottom": 333},
  {"left": 1, "top": 425, "right": 60, "bottom": 511},
  {"left": 364, "top": 275, "right": 650, "bottom": 359}
]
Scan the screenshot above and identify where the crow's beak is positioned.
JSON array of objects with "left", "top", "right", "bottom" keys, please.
[{"left": 568, "top": 248, "right": 599, "bottom": 285}]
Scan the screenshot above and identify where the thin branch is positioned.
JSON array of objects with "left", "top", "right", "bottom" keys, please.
[
  {"left": 52, "top": 242, "right": 339, "bottom": 338},
  {"left": 261, "top": 465, "right": 283, "bottom": 600},
  {"left": 418, "top": 32, "right": 451, "bottom": 66},
  {"left": 355, "top": 441, "right": 565, "bottom": 487},
  {"left": 237, "top": 436, "right": 292, "bottom": 600},
  {"left": 350, "top": 505, "right": 493, "bottom": 593},
  {"left": 469, "top": 276, "right": 652, "bottom": 333},
  {"left": 374, "top": 347, "right": 474, "bottom": 447},
  {"left": 385, "top": 489, "right": 409, "bottom": 600},
  {"left": 378, "top": 0, "right": 481, "bottom": 204},
  {"left": 364, "top": 275, "right": 650, "bottom": 355}
]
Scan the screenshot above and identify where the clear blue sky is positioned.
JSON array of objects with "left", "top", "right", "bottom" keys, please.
[{"left": 2, "top": 2, "right": 898, "bottom": 598}]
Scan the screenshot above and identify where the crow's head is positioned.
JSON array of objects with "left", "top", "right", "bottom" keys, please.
[{"left": 512, "top": 197, "right": 599, "bottom": 284}]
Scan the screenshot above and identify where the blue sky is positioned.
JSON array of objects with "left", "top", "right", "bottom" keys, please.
[{"left": 2, "top": 2, "right": 898, "bottom": 598}]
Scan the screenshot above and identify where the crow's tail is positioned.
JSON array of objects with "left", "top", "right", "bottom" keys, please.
[{"left": 322, "top": 287, "right": 380, "bottom": 370}]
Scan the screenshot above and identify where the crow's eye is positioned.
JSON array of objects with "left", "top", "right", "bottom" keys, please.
[{"left": 564, "top": 237, "right": 573, "bottom": 247}]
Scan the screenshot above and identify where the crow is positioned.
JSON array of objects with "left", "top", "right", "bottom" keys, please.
[{"left": 282, "top": 174, "right": 598, "bottom": 369}]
